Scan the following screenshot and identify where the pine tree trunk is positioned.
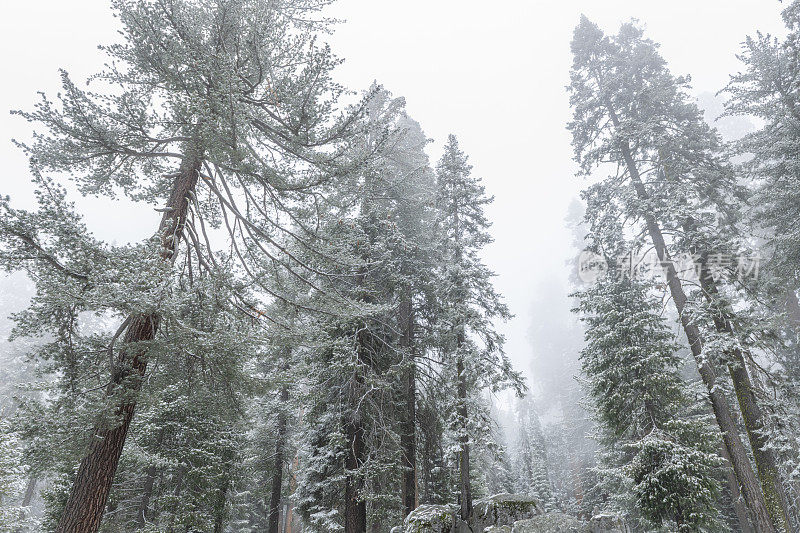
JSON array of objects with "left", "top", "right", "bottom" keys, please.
[
  {"left": 344, "top": 411, "right": 367, "bottom": 533},
  {"left": 213, "top": 480, "right": 229, "bottom": 533},
  {"left": 612, "top": 135, "right": 775, "bottom": 532},
  {"left": 456, "top": 352, "right": 473, "bottom": 523},
  {"left": 268, "top": 384, "right": 290, "bottom": 533},
  {"left": 21, "top": 476, "right": 36, "bottom": 507},
  {"left": 10, "top": 477, "right": 38, "bottom": 533},
  {"left": 693, "top": 252, "right": 792, "bottom": 530},
  {"left": 286, "top": 454, "right": 298, "bottom": 533},
  {"left": 286, "top": 419, "right": 301, "bottom": 533},
  {"left": 55, "top": 143, "right": 203, "bottom": 533},
  {"left": 137, "top": 428, "right": 164, "bottom": 528},
  {"left": 137, "top": 464, "right": 157, "bottom": 528},
  {"left": 421, "top": 422, "right": 433, "bottom": 504},
  {"left": 785, "top": 288, "right": 800, "bottom": 326},
  {"left": 173, "top": 464, "right": 185, "bottom": 498},
  {"left": 721, "top": 442, "right": 756, "bottom": 533},
  {"left": 343, "top": 320, "right": 369, "bottom": 533},
  {"left": 399, "top": 292, "right": 418, "bottom": 517}
]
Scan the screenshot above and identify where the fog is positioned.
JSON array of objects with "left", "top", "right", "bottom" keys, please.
[
  {"left": 2, "top": 0, "right": 785, "bottom": 390},
  {"left": 0, "top": 2, "right": 795, "bottom": 530}
]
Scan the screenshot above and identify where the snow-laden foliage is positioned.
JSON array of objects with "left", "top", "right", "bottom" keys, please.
[
  {"left": 0, "top": 419, "right": 39, "bottom": 531},
  {"left": 4, "top": 0, "right": 800, "bottom": 532},
  {"left": 575, "top": 275, "right": 722, "bottom": 532},
  {"left": 569, "top": 15, "right": 798, "bottom": 532}
]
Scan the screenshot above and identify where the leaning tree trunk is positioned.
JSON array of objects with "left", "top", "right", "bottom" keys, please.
[
  {"left": 720, "top": 442, "right": 756, "bottom": 533},
  {"left": 55, "top": 143, "right": 203, "bottom": 533},
  {"left": 692, "top": 249, "right": 792, "bottom": 530},
  {"left": 268, "top": 383, "right": 290, "bottom": 533},
  {"left": 21, "top": 476, "right": 36, "bottom": 507},
  {"left": 609, "top": 130, "right": 775, "bottom": 531},
  {"left": 399, "top": 291, "right": 418, "bottom": 517},
  {"left": 456, "top": 351, "right": 473, "bottom": 523}
]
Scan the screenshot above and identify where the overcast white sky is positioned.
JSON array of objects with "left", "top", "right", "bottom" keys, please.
[{"left": 0, "top": 0, "right": 788, "bottom": 385}]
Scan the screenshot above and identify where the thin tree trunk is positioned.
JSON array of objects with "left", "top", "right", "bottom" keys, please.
[
  {"left": 137, "top": 464, "right": 157, "bottom": 528},
  {"left": 785, "top": 288, "right": 800, "bottom": 326},
  {"left": 451, "top": 182, "right": 472, "bottom": 524},
  {"left": 268, "top": 384, "right": 290, "bottom": 533},
  {"left": 285, "top": 413, "right": 301, "bottom": 533},
  {"left": 137, "top": 428, "right": 164, "bottom": 528},
  {"left": 343, "top": 317, "right": 369, "bottom": 533},
  {"left": 420, "top": 419, "right": 433, "bottom": 504},
  {"left": 10, "top": 477, "right": 38, "bottom": 533},
  {"left": 21, "top": 476, "right": 36, "bottom": 507},
  {"left": 166, "top": 467, "right": 185, "bottom": 533},
  {"left": 55, "top": 143, "right": 203, "bottom": 533},
  {"left": 694, "top": 251, "right": 791, "bottom": 530},
  {"left": 173, "top": 465, "right": 185, "bottom": 498},
  {"left": 610, "top": 130, "right": 775, "bottom": 531},
  {"left": 456, "top": 352, "right": 472, "bottom": 523},
  {"left": 399, "top": 292, "right": 418, "bottom": 517},
  {"left": 213, "top": 480, "right": 229, "bottom": 533}
]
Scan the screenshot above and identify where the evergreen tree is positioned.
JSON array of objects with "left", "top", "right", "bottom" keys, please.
[
  {"left": 511, "top": 398, "right": 554, "bottom": 510},
  {"left": 568, "top": 17, "right": 790, "bottom": 531},
  {"left": 1, "top": 0, "right": 370, "bottom": 530},
  {"left": 725, "top": 4, "right": 800, "bottom": 519},
  {"left": 576, "top": 274, "right": 721, "bottom": 531},
  {"left": 433, "top": 135, "right": 524, "bottom": 522},
  {"left": 0, "top": 418, "right": 38, "bottom": 531},
  {"left": 295, "top": 87, "right": 439, "bottom": 532}
]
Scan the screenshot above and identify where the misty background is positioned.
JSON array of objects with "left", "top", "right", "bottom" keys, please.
[{"left": 0, "top": 0, "right": 787, "bottom": 422}]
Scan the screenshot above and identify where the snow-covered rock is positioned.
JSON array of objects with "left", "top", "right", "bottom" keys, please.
[
  {"left": 403, "top": 504, "right": 458, "bottom": 533},
  {"left": 511, "top": 512, "right": 585, "bottom": 532},
  {"left": 473, "top": 493, "right": 541, "bottom": 530},
  {"left": 588, "top": 513, "right": 628, "bottom": 533},
  {"left": 485, "top": 526, "right": 512, "bottom": 533}
]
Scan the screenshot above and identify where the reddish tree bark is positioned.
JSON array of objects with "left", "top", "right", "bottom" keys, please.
[{"left": 55, "top": 144, "right": 203, "bottom": 533}]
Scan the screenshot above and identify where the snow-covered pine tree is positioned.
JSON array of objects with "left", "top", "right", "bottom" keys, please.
[
  {"left": 294, "top": 87, "right": 439, "bottom": 532},
  {"left": 568, "top": 17, "right": 789, "bottom": 531},
  {"left": 511, "top": 397, "right": 554, "bottom": 510},
  {"left": 725, "top": 0, "right": 800, "bottom": 295},
  {"left": 725, "top": 3, "right": 800, "bottom": 517},
  {"left": 11, "top": 249, "right": 259, "bottom": 532},
  {"left": 389, "top": 114, "right": 439, "bottom": 520},
  {"left": 1, "top": 0, "right": 372, "bottom": 530},
  {"left": 576, "top": 274, "right": 721, "bottom": 531},
  {"left": 433, "top": 135, "right": 524, "bottom": 522},
  {"left": 0, "top": 418, "right": 38, "bottom": 531}
]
